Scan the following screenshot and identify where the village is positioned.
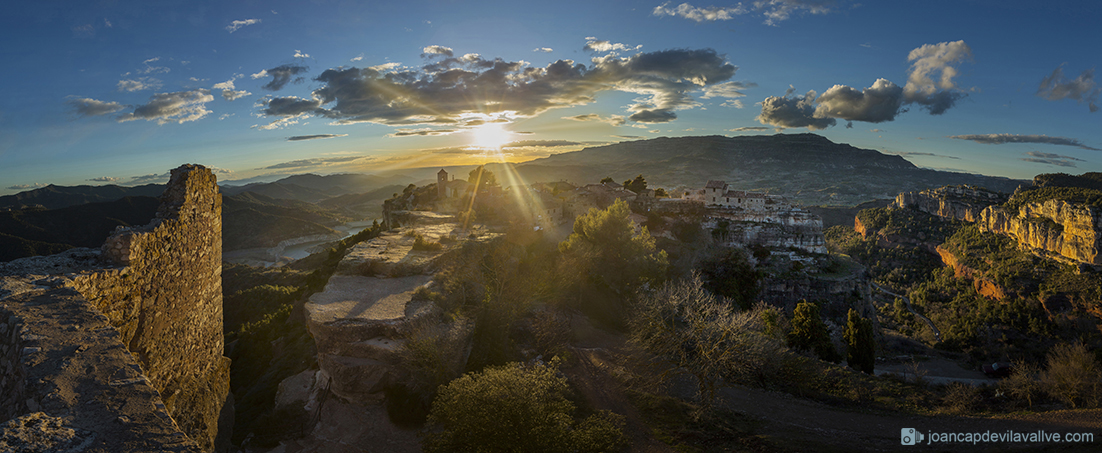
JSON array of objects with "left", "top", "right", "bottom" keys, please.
[{"left": 382, "top": 167, "right": 827, "bottom": 256}]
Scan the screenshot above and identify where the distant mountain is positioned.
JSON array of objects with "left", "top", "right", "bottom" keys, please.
[
  {"left": 0, "top": 196, "right": 159, "bottom": 261},
  {"left": 221, "top": 173, "right": 414, "bottom": 202},
  {"left": 317, "top": 184, "right": 406, "bottom": 218},
  {"left": 221, "top": 192, "right": 345, "bottom": 250},
  {"left": 504, "top": 133, "right": 1026, "bottom": 206},
  {"left": 0, "top": 184, "right": 163, "bottom": 210}
]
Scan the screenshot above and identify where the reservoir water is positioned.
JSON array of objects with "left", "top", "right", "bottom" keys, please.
[{"left": 280, "top": 220, "right": 376, "bottom": 260}]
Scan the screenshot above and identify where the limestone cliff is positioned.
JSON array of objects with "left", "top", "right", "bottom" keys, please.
[{"left": 896, "top": 186, "right": 1102, "bottom": 265}]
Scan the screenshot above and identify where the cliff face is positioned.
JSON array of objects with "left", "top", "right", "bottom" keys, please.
[{"left": 897, "top": 186, "right": 1102, "bottom": 265}]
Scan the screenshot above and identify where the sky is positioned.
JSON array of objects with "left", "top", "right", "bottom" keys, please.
[{"left": 2, "top": 0, "right": 1101, "bottom": 194}]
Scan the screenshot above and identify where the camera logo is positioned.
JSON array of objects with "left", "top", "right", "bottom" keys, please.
[{"left": 901, "top": 428, "right": 925, "bottom": 445}]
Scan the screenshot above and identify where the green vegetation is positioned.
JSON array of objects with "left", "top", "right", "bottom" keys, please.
[
  {"left": 1040, "top": 343, "right": 1101, "bottom": 409},
  {"left": 468, "top": 165, "right": 498, "bottom": 188},
  {"left": 424, "top": 361, "right": 626, "bottom": 453},
  {"left": 622, "top": 174, "right": 647, "bottom": 193},
  {"left": 1004, "top": 186, "right": 1102, "bottom": 212},
  {"left": 787, "top": 301, "right": 840, "bottom": 363},
  {"left": 696, "top": 247, "right": 762, "bottom": 310},
  {"left": 844, "top": 309, "right": 875, "bottom": 374}
]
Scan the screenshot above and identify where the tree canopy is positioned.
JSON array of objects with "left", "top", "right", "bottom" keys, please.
[
  {"left": 468, "top": 165, "right": 498, "bottom": 188},
  {"left": 559, "top": 198, "right": 667, "bottom": 297},
  {"left": 623, "top": 174, "right": 647, "bottom": 193}
]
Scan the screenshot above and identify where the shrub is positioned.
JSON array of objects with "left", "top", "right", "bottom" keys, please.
[
  {"left": 999, "top": 359, "right": 1042, "bottom": 408},
  {"left": 1041, "top": 343, "right": 1102, "bottom": 409},
  {"left": 424, "top": 361, "right": 625, "bottom": 453},
  {"left": 941, "top": 382, "right": 981, "bottom": 415},
  {"left": 788, "top": 301, "right": 841, "bottom": 363}
]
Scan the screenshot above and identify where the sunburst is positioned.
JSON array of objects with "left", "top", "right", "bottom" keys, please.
[{"left": 469, "top": 123, "right": 513, "bottom": 150}]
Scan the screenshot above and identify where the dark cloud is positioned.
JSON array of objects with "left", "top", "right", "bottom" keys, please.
[
  {"left": 1022, "top": 156, "right": 1079, "bottom": 168},
  {"left": 815, "top": 79, "right": 905, "bottom": 123},
  {"left": 612, "top": 135, "right": 645, "bottom": 140},
  {"left": 259, "top": 47, "right": 740, "bottom": 127},
  {"left": 1037, "top": 66, "right": 1100, "bottom": 113},
  {"left": 261, "top": 156, "right": 367, "bottom": 170},
  {"left": 563, "top": 113, "right": 626, "bottom": 126},
  {"left": 503, "top": 140, "right": 582, "bottom": 148},
  {"left": 949, "top": 134, "right": 1100, "bottom": 151},
  {"left": 256, "top": 64, "right": 309, "bottom": 91},
  {"left": 729, "top": 126, "right": 770, "bottom": 131},
  {"left": 756, "top": 89, "right": 836, "bottom": 130},
  {"left": 287, "top": 134, "right": 348, "bottom": 141},
  {"left": 262, "top": 96, "right": 322, "bottom": 116},
  {"left": 68, "top": 98, "right": 126, "bottom": 117},
  {"left": 887, "top": 152, "right": 960, "bottom": 160},
  {"left": 387, "top": 128, "right": 459, "bottom": 137},
  {"left": 87, "top": 176, "right": 120, "bottom": 182},
  {"left": 118, "top": 89, "right": 214, "bottom": 124},
  {"left": 629, "top": 109, "right": 677, "bottom": 123}
]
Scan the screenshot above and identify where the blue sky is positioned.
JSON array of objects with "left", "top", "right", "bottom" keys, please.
[{"left": 2, "top": 0, "right": 1100, "bottom": 194}]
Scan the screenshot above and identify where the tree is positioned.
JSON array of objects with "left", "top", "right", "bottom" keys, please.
[
  {"left": 631, "top": 275, "right": 789, "bottom": 405},
  {"left": 843, "top": 309, "right": 875, "bottom": 374},
  {"left": 623, "top": 174, "right": 647, "bottom": 193},
  {"left": 424, "top": 361, "right": 625, "bottom": 453},
  {"left": 653, "top": 187, "right": 668, "bottom": 198},
  {"left": 1000, "top": 359, "right": 1042, "bottom": 408},
  {"left": 468, "top": 165, "right": 497, "bottom": 188},
  {"left": 559, "top": 198, "right": 667, "bottom": 298},
  {"left": 599, "top": 176, "right": 614, "bottom": 184},
  {"left": 787, "top": 301, "right": 840, "bottom": 363},
  {"left": 1041, "top": 342, "right": 1101, "bottom": 409}
]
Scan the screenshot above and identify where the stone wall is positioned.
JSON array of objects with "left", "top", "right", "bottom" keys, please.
[
  {"left": 0, "top": 306, "right": 26, "bottom": 422},
  {"left": 0, "top": 164, "right": 231, "bottom": 452}
]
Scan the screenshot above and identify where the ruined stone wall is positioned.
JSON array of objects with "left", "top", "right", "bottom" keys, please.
[{"left": 0, "top": 164, "right": 230, "bottom": 452}]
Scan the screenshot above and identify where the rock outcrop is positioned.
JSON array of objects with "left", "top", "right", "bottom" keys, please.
[
  {"left": 897, "top": 186, "right": 1102, "bottom": 265},
  {"left": 706, "top": 209, "right": 827, "bottom": 254}
]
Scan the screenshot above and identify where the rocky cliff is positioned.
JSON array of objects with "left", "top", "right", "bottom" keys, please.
[{"left": 896, "top": 186, "right": 1102, "bottom": 265}]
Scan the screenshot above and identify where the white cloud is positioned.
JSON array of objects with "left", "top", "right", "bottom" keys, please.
[
  {"left": 118, "top": 89, "right": 215, "bottom": 125},
  {"left": 88, "top": 176, "right": 120, "bottom": 183},
  {"left": 652, "top": 1, "right": 838, "bottom": 25},
  {"left": 903, "top": 40, "right": 972, "bottom": 114},
  {"left": 117, "top": 77, "right": 163, "bottom": 92},
  {"left": 533, "top": 47, "right": 553, "bottom": 53},
  {"left": 213, "top": 77, "right": 251, "bottom": 100},
  {"left": 584, "top": 37, "right": 641, "bottom": 53},
  {"left": 652, "top": 2, "right": 747, "bottom": 22},
  {"left": 250, "top": 69, "right": 268, "bottom": 79},
  {"left": 294, "top": 49, "right": 311, "bottom": 59},
  {"left": 351, "top": 53, "right": 365, "bottom": 62},
  {"left": 226, "top": 18, "right": 261, "bottom": 33},
  {"left": 421, "top": 45, "right": 454, "bottom": 57}
]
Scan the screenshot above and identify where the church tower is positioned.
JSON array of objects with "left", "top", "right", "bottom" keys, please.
[{"left": 437, "top": 168, "right": 448, "bottom": 199}]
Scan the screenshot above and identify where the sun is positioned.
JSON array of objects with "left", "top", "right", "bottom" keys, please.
[{"left": 469, "top": 123, "right": 513, "bottom": 149}]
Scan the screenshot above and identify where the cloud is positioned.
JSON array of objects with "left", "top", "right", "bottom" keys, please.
[
  {"left": 287, "top": 134, "right": 348, "bottom": 141},
  {"left": 212, "top": 77, "right": 251, "bottom": 101},
  {"left": 814, "top": 78, "right": 905, "bottom": 123},
  {"left": 117, "top": 78, "right": 162, "bottom": 92},
  {"left": 756, "top": 88, "right": 836, "bottom": 130},
  {"left": 260, "top": 96, "right": 323, "bottom": 116},
  {"left": 503, "top": 140, "right": 582, "bottom": 147},
  {"left": 256, "top": 64, "right": 309, "bottom": 91},
  {"left": 68, "top": 98, "right": 126, "bottom": 117},
  {"left": 258, "top": 47, "right": 738, "bottom": 128},
  {"left": 563, "top": 113, "right": 627, "bottom": 126},
  {"left": 612, "top": 135, "right": 645, "bottom": 140},
  {"left": 387, "top": 128, "right": 459, "bottom": 137},
  {"left": 261, "top": 156, "right": 366, "bottom": 170},
  {"left": 129, "top": 173, "right": 170, "bottom": 184},
  {"left": 226, "top": 19, "right": 261, "bottom": 33},
  {"left": 136, "top": 57, "right": 170, "bottom": 75},
  {"left": 700, "top": 81, "right": 755, "bottom": 99},
  {"left": 886, "top": 151, "right": 960, "bottom": 160},
  {"left": 7, "top": 183, "right": 47, "bottom": 190},
  {"left": 756, "top": 40, "right": 970, "bottom": 129},
  {"left": 1021, "top": 151, "right": 1085, "bottom": 168},
  {"left": 729, "top": 126, "right": 770, "bottom": 131},
  {"left": 533, "top": 47, "right": 553, "bottom": 53},
  {"left": 652, "top": 1, "right": 838, "bottom": 25},
  {"left": 629, "top": 108, "right": 677, "bottom": 123},
  {"left": 351, "top": 53, "right": 364, "bottom": 62},
  {"left": 421, "top": 45, "right": 454, "bottom": 58},
  {"left": 87, "top": 176, "right": 120, "bottom": 182},
  {"left": 1037, "top": 66, "right": 1100, "bottom": 112},
  {"left": 583, "top": 38, "right": 642, "bottom": 53},
  {"left": 253, "top": 115, "right": 303, "bottom": 130},
  {"left": 903, "top": 40, "right": 972, "bottom": 114},
  {"left": 949, "top": 134, "right": 1100, "bottom": 151},
  {"left": 118, "top": 89, "right": 215, "bottom": 125},
  {"left": 294, "top": 50, "right": 311, "bottom": 59}
]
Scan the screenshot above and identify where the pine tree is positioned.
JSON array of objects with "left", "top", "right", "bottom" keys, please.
[
  {"left": 844, "top": 309, "right": 875, "bottom": 374},
  {"left": 788, "top": 300, "right": 840, "bottom": 363}
]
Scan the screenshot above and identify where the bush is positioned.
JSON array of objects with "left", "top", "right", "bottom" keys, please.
[
  {"left": 1041, "top": 343, "right": 1102, "bottom": 408},
  {"left": 941, "top": 382, "right": 981, "bottom": 415},
  {"left": 788, "top": 301, "right": 841, "bottom": 363},
  {"left": 424, "top": 361, "right": 625, "bottom": 453},
  {"left": 999, "top": 359, "right": 1042, "bottom": 408}
]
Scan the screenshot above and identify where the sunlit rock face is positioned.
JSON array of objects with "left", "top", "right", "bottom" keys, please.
[{"left": 897, "top": 186, "right": 1102, "bottom": 265}]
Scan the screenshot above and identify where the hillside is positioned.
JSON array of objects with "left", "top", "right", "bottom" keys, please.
[
  {"left": 0, "top": 183, "right": 163, "bottom": 209},
  {"left": 507, "top": 133, "right": 1025, "bottom": 206},
  {"left": 221, "top": 173, "right": 413, "bottom": 202},
  {"left": 0, "top": 196, "right": 160, "bottom": 261}
]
